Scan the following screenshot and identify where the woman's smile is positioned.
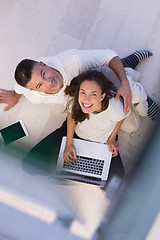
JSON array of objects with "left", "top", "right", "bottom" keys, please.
[{"left": 82, "top": 103, "right": 93, "bottom": 108}]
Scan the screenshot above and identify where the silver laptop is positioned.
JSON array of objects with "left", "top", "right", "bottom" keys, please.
[{"left": 56, "top": 136, "right": 112, "bottom": 187}]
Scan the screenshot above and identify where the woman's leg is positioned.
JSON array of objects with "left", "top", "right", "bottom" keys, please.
[
  {"left": 108, "top": 153, "right": 125, "bottom": 181},
  {"left": 22, "top": 120, "right": 67, "bottom": 175},
  {"left": 121, "top": 50, "right": 152, "bottom": 69},
  {"left": 102, "top": 152, "right": 125, "bottom": 192}
]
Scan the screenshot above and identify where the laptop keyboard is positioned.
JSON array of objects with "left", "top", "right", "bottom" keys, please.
[{"left": 63, "top": 155, "right": 105, "bottom": 175}]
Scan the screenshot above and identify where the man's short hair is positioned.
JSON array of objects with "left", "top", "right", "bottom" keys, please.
[{"left": 14, "top": 59, "right": 37, "bottom": 87}]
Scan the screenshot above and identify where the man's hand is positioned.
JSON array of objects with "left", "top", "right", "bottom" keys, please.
[
  {"left": 0, "top": 89, "right": 21, "bottom": 111},
  {"left": 115, "top": 81, "right": 132, "bottom": 115},
  {"left": 108, "top": 56, "right": 132, "bottom": 115}
]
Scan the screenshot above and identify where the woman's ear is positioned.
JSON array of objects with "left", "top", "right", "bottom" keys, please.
[{"left": 101, "top": 93, "right": 106, "bottom": 101}]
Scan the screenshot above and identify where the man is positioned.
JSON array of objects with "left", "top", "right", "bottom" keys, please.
[{"left": 0, "top": 48, "right": 151, "bottom": 115}]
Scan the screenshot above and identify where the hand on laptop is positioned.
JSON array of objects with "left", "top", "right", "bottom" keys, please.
[
  {"left": 63, "top": 143, "right": 77, "bottom": 164},
  {"left": 107, "top": 139, "right": 120, "bottom": 157}
]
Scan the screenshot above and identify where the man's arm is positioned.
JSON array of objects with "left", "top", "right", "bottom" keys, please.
[
  {"left": 77, "top": 49, "right": 131, "bottom": 114},
  {"left": 109, "top": 56, "right": 132, "bottom": 115},
  {"left": 0, "top": 89, "right": 21, "bottom": 111}
]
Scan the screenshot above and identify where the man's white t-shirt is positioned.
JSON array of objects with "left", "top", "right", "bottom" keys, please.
[{"left": 14, "top": 49, "right": 118, "bottom": 104}]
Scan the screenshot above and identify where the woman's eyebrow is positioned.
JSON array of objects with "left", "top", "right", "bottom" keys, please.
[
  {"left": 80, "top": 88, "right": 97, "bottom": 93},
  {"left": 91, "top": 90, "right": 97, "bottom": 93}
]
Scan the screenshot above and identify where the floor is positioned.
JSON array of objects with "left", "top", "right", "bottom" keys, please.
[{"left": 0, "top": 0, "right": 160, "bottom": 239}]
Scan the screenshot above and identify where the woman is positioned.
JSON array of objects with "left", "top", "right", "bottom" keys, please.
[
  {"left": 63, "top": 66, "right": 160, "bottom": 180},
  {"left": 63, "top": 70, "right": 130, "bottom": 166}
]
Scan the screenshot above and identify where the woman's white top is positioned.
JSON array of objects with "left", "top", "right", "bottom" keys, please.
[{"left": 74, "top": 98, "right": 130, "bottom": 144}]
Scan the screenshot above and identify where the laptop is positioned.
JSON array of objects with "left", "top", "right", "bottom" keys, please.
[{"left": 56, "top": 136, "right": 112, "bottom": 187}]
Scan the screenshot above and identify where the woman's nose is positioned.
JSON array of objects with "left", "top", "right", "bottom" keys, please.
[{"left": 84, "top": 95, "right": 91, "bottom": 102}]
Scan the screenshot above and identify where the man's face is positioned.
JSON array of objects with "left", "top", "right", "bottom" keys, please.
[{"left": 26, "top": 62, "right": 63, "bottom": 94}]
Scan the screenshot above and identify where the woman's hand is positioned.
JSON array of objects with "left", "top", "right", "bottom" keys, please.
[
  {"left": 107, "top": 138, "right": 120, "bottom": 157},
  {"left": 63, "top": 143, "right": 77, "bottom": 164}
]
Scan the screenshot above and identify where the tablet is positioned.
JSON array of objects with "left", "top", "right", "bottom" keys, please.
[{"left": 0, "top": 120, "right": 29, "bottom": 145}]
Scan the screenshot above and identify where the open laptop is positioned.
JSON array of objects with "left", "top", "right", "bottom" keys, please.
[{"left": 56, "top": 136, "right": 112, "bottom": 187}]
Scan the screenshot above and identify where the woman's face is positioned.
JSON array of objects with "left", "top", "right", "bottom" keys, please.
[{"left": 78, "top": 80, "right": 106, "bottom": 114}]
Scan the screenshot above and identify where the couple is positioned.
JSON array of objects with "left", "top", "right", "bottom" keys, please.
[{"left": 12, "top": 49, "right": 158, "bottom": 178}]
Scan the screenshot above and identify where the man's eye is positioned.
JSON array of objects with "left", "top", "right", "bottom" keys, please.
[
  {"left": 92, "top": 93, "right": 97, "bottom": 96},
  {"left": 38, "top": 83, "right": 42, "bottom": 89},
  {"left": 42, "top": 72, "right": 45, "bottom": 78}
]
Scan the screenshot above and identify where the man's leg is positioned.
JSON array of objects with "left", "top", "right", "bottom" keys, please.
[
  {"left": 121, "top": 50, "right": 160, "bottom": 121},
  {"left": 121, "top": 50, "right": 152, "bottom": 69},
  {"left": 22, "top": 120, "right": 67, "bottom": 175},
  {"left": 147, "top": 96, "right": 160, "bottom": 121}
]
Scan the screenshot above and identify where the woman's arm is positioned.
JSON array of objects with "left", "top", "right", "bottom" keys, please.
[
  {"left": 107, "top": 119, "right": 125, "bottom": 157},
  {"left": 63, "top": 111, "right": 77, "bottom": 164}
]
